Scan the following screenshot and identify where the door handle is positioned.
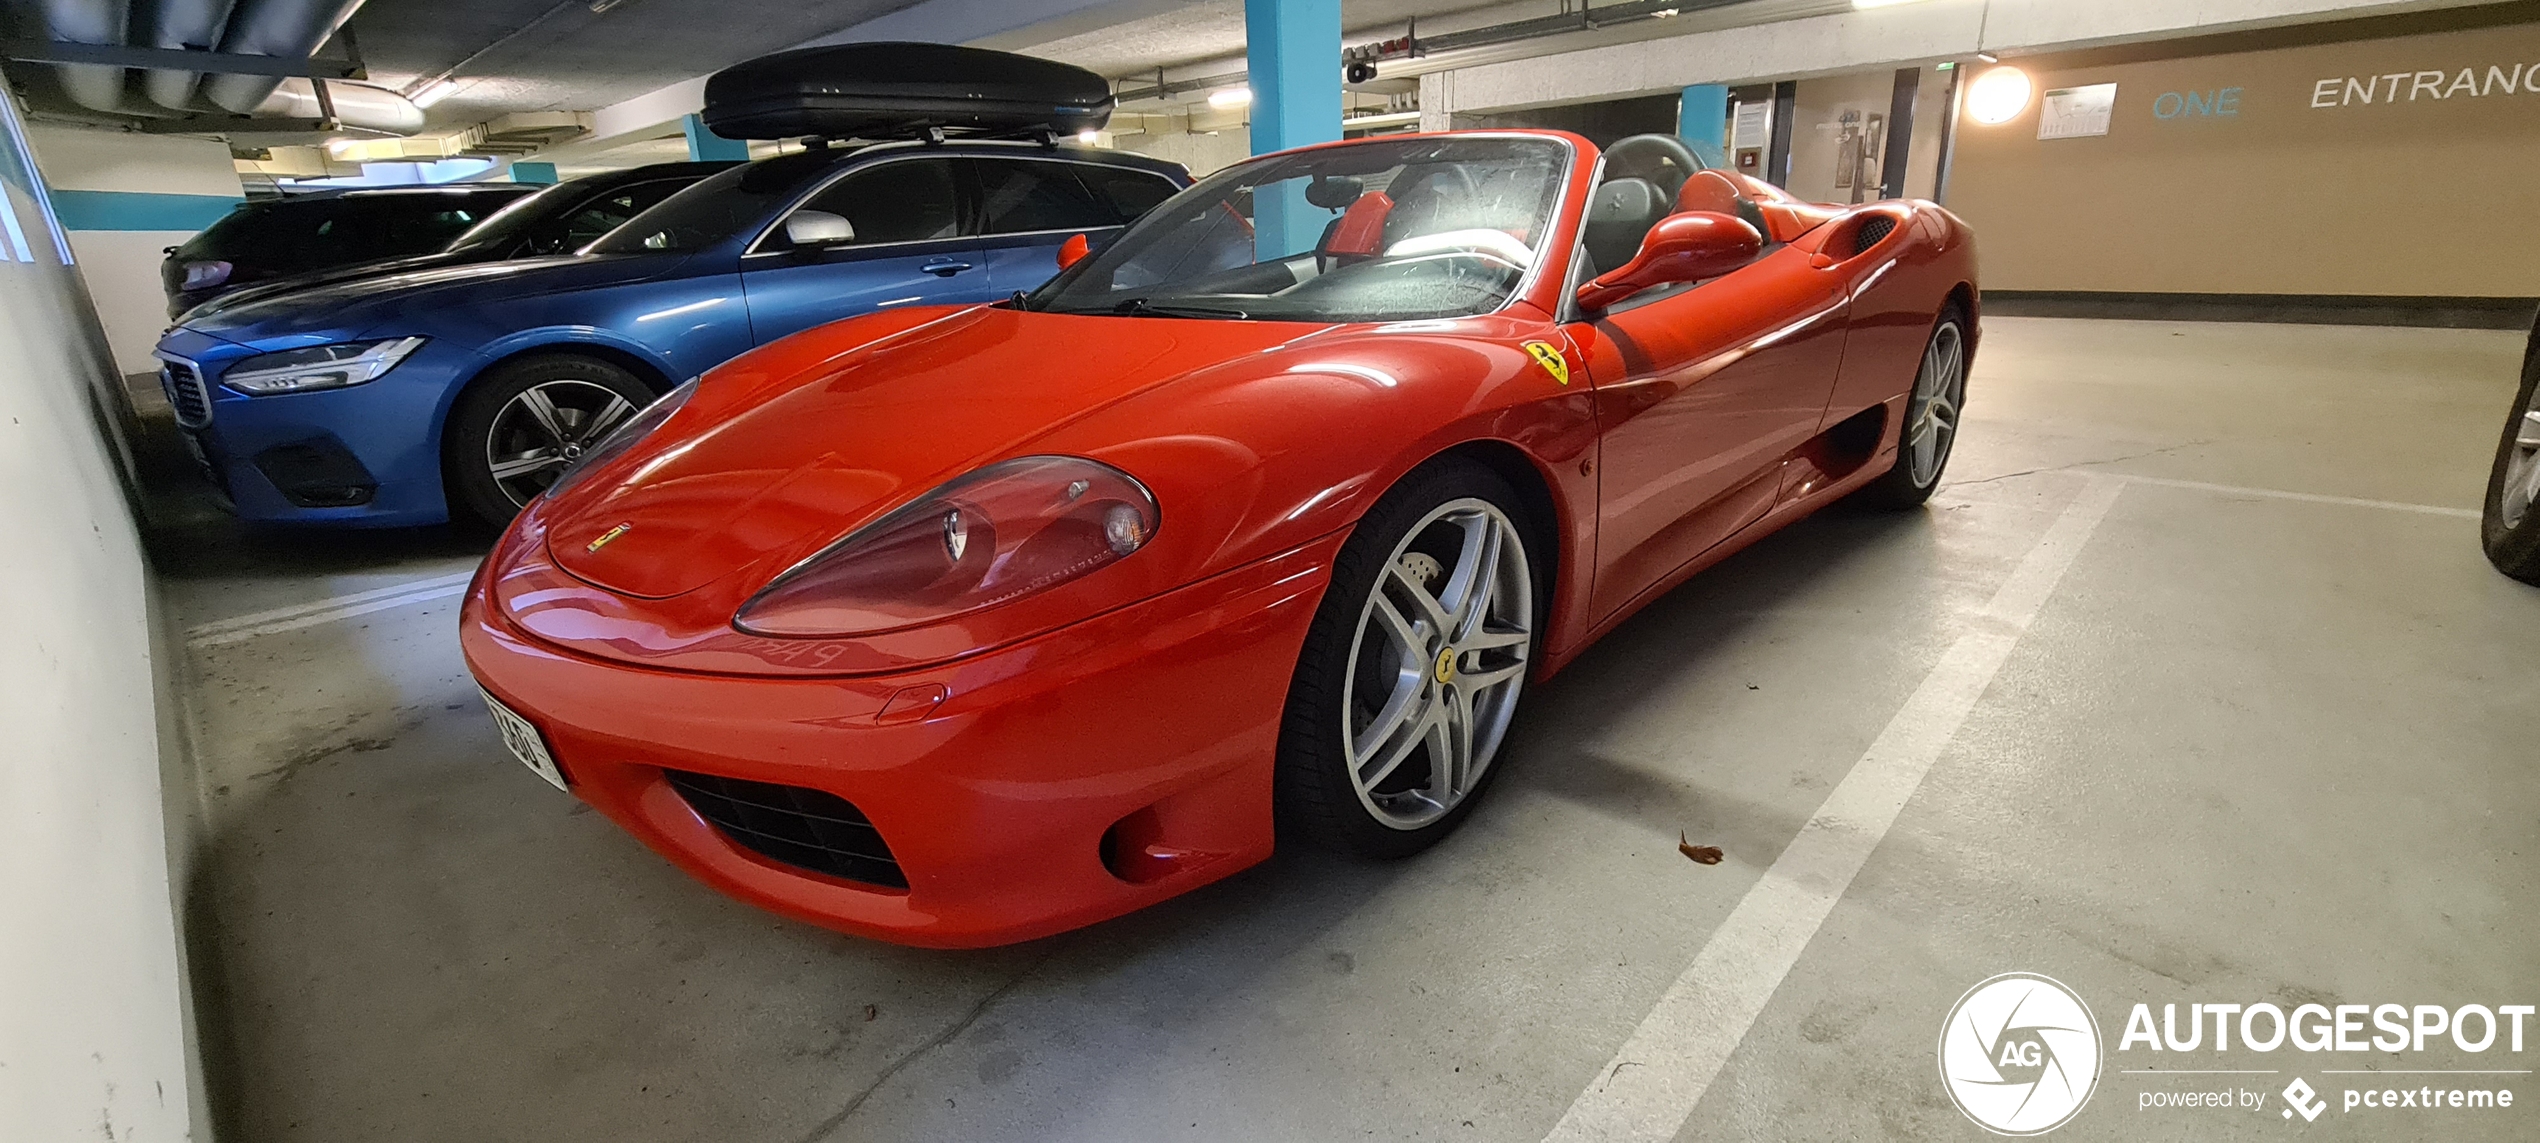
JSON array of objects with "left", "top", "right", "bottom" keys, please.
[{"left": 920, "top": 259, "right": 973, "bottom": 277}]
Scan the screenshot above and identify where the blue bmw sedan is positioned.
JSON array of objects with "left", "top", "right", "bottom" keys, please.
[{"left": 155, "top": 140, "right": 1187, "bottom": 528}]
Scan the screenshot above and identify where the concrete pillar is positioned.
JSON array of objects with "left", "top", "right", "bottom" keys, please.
[
  {"left": 682, "top": 114, "right": 749, "bottom": 162},
  {"left": 1677, "top": 84, "right": 1729, "bottom": 168},
  {"left": 1244, "top": 0, "right": 1340, "bottom": 259}
]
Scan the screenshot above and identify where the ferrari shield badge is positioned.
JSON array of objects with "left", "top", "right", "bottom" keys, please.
[
  {"left": 1523, "top": 340, "right": 1569, "bottom": 386},
  {"left": 585, "top": 522, "right": 634, "bottom": 553}
]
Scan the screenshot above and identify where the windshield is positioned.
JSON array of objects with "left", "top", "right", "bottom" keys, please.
[
  {"left": 590, "top": 151, "right": 834, "bottom": 255},
  {"left": 1027, "top": 136, "right": 1569, "bottom": 323},
  {"left": 441, "top": 181, "right": 579, "bottom": 253}
]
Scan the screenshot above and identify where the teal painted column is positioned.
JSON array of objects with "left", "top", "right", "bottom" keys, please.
[
  {"left": 1678, "top": 84, "right": 1730, "bottom": 169},
  {"left": 1244, "top": 0, "right": 1341, "bottom": 260},
  {"left": 510, "top": 161, "right": 558, "bottom": 184},
  {"left": 683, "top": 114, "right": 750, "bottom": 162}
]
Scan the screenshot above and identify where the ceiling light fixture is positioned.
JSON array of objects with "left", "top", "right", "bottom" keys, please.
[
  {"left": 1966, "top": 66, "right": 2034, "bottom": 125},
  {"left": 1207, "top": 87, "right": 1252, "bottom": 109},
  {"left": 1076, "top": 129, "right": 1100, "bottom": 143},
  {"left": 1975, "top": 51, "right": 1999, "bottom": 63},
  {"left": 412, "top": 80, "right": 460, "bottom": 108},
  {"left": 327, "top": 138, "right": 359, "bottom": 158}
]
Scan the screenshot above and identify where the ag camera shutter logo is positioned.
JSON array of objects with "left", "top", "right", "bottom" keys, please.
[{"left": 1940, "top": 973, "right": 2104, "bottom": 1135}]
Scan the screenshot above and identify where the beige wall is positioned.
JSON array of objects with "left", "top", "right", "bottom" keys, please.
[
  {"left": 1779, "top": 66, "right": 1957, "bottom": 205},
  {"left": 1947, "top": 18, "right": 2540, "bottom": 297}
]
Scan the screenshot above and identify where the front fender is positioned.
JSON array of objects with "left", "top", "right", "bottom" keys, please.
[{"left": 1030, "top": 309, "right": 1603, "bottom": 662}]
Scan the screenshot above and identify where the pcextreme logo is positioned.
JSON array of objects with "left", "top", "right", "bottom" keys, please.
[{"left": 1940, "top": 973, "right": 2103, "bottom": 1135}]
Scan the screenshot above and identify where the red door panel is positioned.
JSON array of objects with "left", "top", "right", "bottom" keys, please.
[{"left": 1572, "top": 245, "right": 1851, "bottom": 624}]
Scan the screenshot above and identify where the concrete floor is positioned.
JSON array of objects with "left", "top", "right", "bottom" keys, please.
[{"left": 147, "top": 318, "right": 2540, "bottom": 1142}]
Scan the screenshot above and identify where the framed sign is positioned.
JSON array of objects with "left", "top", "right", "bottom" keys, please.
[{"left": 2038, "top": 83, "right": 2118, "bottom": 139}]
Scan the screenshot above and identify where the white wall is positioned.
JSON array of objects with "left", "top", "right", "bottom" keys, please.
[
  {"left": 1114, "top": 127, "right": 1253, "bottom": 177},
  {"left": 1421, "top": 0, "right": 2506, "bottom": 115},
  {"left": 0, "top": 99, "right": 203, "bottom": 1143},
  {"left": 25, "top": 125, "right": 242, "bottom": 376}
]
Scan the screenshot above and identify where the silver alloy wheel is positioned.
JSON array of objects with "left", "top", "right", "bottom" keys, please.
[
  {"left": 1341, "top": 498, "right": 1532, "bottom": 830},
  {"left": 1906, "top": 320, "right": 1967, "bottom": 487},
  {"left": 483, "top": 379, "right": 641, "bottom": 507},
  {"left": 2501, "top": 388, "right": 2540, "bottom": 530}
]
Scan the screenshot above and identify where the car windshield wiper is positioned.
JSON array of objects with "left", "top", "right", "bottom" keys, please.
[{"left": 1111, "top": 297, "right": 1252, "bottom": 320}]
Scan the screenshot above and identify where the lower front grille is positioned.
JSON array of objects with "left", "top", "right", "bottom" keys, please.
[
  {"left": 663, "top": 770, "right": 907, "bottom": 889},
  {"left": 159, "top": 358, "right": 212, "bottom": 429}
]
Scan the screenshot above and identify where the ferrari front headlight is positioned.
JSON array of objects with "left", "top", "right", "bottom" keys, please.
[
  {"left": 734, "top": 456, "right": 1159, "bottom": 637},
  {"left": 220, "top": 337, "right": 426, "bottom": 395}
]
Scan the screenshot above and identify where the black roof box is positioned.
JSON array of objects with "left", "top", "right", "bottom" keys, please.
[{"left": 702, "top": 43, "right": 1114, "bottom": 141}]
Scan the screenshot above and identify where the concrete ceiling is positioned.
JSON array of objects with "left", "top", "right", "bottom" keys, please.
[
  {"left": 356, "top": 0, "right": 1517, "bottom": 130},
  {"left": 346, "top": 0, "right": 933, "bottom": 129},
  {"left": 1025, "top": 0, "right": 1502, "bottom": 81}
]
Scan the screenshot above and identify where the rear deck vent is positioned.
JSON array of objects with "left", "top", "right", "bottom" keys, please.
[
  {"left": 664, "top": 770, "right": 907, "bottom": 889},
  {"left": 1852, "top": 215, "right": 1897, "bottom": 256}
]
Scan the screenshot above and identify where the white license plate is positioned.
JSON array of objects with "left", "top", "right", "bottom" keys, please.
[{"left": 480, "top": 687, "right": 566, "bottom": 791}]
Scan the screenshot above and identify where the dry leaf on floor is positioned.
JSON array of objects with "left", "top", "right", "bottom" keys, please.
[{"left": 1678, "top": 831, "right": 1724, "bottom": 865}]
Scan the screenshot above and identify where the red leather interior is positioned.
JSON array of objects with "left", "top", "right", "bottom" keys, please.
[
  {"left": 1674, "top": 171, "right": 1746, "bottom": 218},
  {"left": 1323, "top": 191, "right": 1394, "bottom": 258}
]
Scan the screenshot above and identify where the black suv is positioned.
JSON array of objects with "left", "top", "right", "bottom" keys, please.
[
  {"left": 161, "top": 184, "right": 537, "bottom": 318},
  {"left": 177, "top": 162, "right": 737, "bottom": 320}
]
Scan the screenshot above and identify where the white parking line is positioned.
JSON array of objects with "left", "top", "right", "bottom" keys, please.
[
  {"left": 2110, "top": 474, "right": 2478, "bottom": 519},
  {"left": 1542, "top": 475, "right": 2126, "bottom": 1143},
  {"left": 184, "top": 570, "right": 477, "bottom": 648}
]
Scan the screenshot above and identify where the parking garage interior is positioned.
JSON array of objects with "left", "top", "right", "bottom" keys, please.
[{"left": 5, "top": 1, "right": 2539, "bottom": 1141}]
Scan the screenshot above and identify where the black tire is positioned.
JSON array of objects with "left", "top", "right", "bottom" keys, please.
[
  {"left": 2479, "top": 317, "right": 2540, "bottom": 585},
  {"left": 1276, "top": 458, "right": 1545, "bottom": 859},
  {"left": 1854, "top": 306, "right": 1971, "bottom": 510},
  {"left": 444, "top": 354, "right": 657, "bottom": 531}
]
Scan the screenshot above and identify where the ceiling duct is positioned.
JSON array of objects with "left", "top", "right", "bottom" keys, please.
[
  {"left": 248, "top": 76, "right": 419, "bottom": 134},
  {"left": 456, "top": 111, "right": 591, "bottom": 157},
  {"left": 25, "top": 0, "right": 135, "bottom": 112},
  {"left": 141, "top": 0, "right": 242, "bottom": 112},
  {"left": 4, "top": 0, "right": 421, "bottom": 135},
  {"left": 202, "top": 0, "right": 366, "bottom": 114}
]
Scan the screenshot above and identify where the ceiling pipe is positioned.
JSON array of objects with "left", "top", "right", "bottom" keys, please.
[
  {"left": 249, "top": 75, "right": 419, "bottom": 134},
  {"left": 203, "top": 0, "right": 367, "bottom": 114},
  {"left": 1108, "top": 0, "right": 1760, "bottom": 106},
  {"left": 27, "top": 0, "right": 132, "bottom": 112},
  {"left": 141, "top": 0, "right": 244, "bottom": 111}
]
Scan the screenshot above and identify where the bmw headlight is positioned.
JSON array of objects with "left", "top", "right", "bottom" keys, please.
[{"left": 220, "top": 337, "right": 426, "bottom": 396}]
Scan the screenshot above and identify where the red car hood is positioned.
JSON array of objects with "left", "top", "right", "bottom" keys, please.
[{"left": 543, "top": 305, "right": 1312, "bottom": 600}]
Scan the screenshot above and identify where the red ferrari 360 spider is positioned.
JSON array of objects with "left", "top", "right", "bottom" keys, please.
[{"left": 462, "top": 130, "right": 1978, "bottom": 947}]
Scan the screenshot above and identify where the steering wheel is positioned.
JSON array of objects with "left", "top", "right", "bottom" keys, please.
[
  {"left": 1383, "top": 163, "right": 1481, "bottom": 246},
  {"left": 1602, "top": 133, "right": 1705, "bottom": 205}
]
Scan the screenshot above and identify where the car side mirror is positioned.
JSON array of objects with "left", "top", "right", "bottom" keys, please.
[
  {"left": 783, "top": 210, "right": 855, "bottom": 247},
  {"left": 1056, "top": 232, "right": 1090, "bottom": 270},
  {"left": 1574, "top": 212, "right": 1763, "bottom": 312}
]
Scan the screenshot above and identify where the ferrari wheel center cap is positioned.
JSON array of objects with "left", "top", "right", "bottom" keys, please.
[{"left": 1434, "top": 647, "right": 1457, "bottom": 684}]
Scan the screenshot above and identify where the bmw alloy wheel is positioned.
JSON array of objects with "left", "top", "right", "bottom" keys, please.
[
  {"left": 1341, "top": 498, "right": 1533, "bottom": 830},
  {"left": 1906, "top": 319, "right": 1966, "bottom": 487},
  {"left": 483, "top": 379, "right": 642, "bottom": 507}
]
